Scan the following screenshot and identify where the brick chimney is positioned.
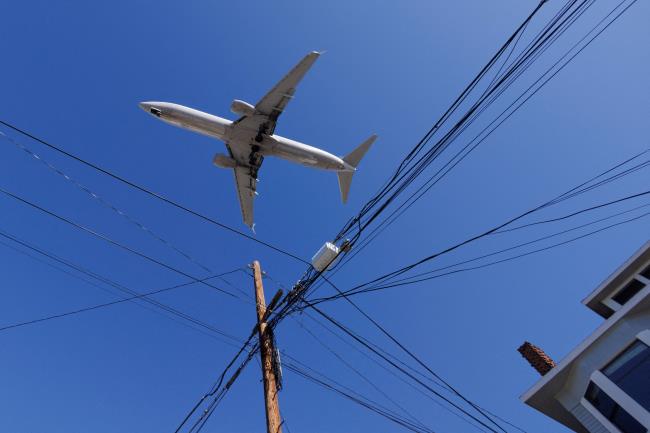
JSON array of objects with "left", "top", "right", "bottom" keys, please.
[{"left": 518, "top": 341, "right": 556, "bottom": 376}]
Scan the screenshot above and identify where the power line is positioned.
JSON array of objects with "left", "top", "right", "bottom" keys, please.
[
  {"left": 301, "top": 308, "right": 527, "bottom": 433},
  {"left": 0, "top": 268, "right": 240, "bottom": 335},
  {"left": 285, "top": 0, "right": 640, "bottom": 319},
  {"left": 0, "top": 185, "right": 246, "bottom": 299},
  {"left": 294, "top": 317, "right": 430, "bottom": 430},
  {"left": 306, "top": 304, "right": 503, "bottom": 433},
  {"left": 496, "top": 182, "right": 650, "bottom": 234},
  {"left": 299, "top": 145, "right": 650, "bottom": 318},
  {"left": 0, "top": 119, "right": 309, "bottom": 265},
  {"left": 175, "top": 335, "right": 260, "bottom": 433},
  {"left": 327, "top": 209, "right": 650, "bottom": 300},
  {"left": 317, "top": 275, "right": 510, "bottom": 433},
  {"left": 283, "top": 360, "right": 439, "bottom": 433},
  {"left": 320, "top": 183, "right": 650, "bottom": 304},
  {"left": 330, "top": 0, "right": 641, "bottom": 276},
  {"left": 350, "top": 188, "right": 650, "bottom": 295},
  {"left": 0, "top": 228, "right": 246, "bottom": 344},
  {"left": 0, "top": 130, "right": 215, "bottom": 274},
  {"left": 332, "top": 0, "right": 581, "bottom": 244},
  {"left": 265, "top": 4, "right": 641, "bottom": 431},
  {"left": 281, "top": 349, "right": 452, "bottom": 433},
  {"left": 377, "top": 201, "right": 650, "bottom": 290}
]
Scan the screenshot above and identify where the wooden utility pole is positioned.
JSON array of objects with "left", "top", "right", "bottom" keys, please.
[{"left": 252, "top": 260, "right": 283, "bottom": 433}]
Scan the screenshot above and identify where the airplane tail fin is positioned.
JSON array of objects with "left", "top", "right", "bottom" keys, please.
[{"left": 337, "top": 134, "right": 377, "bottom": 203}]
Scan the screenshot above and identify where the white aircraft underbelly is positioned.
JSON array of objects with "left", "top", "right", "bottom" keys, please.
[
  {"left": 261, "top": 135, "right": 347, "bottom": 171},
  {"left": 139, "top": 50, "right": 376, "bottom": 229}
]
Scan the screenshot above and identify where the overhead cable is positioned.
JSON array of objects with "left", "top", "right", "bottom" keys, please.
[
  {"left": 0, "top": 119, "right": 308, "bottom": 265},
  {"left": 0, "top": 130, "right": 214, "bottom": 274},
  {"left": 0, "top": 186, "right": 245, "bottom": 300}
]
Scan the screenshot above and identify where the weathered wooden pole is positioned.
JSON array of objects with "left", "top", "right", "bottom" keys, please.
[{"left": 252, "top": 260, "right": 283, "bottom": 433}]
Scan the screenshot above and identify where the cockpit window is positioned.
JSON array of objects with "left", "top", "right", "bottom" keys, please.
[{"left": 150, "top": 107, "right": 162, "bottom": 117}]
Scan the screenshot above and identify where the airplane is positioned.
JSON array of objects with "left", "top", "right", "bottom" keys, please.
[{"left": 139, "top": 51, "right": 376, "bottom": 230}]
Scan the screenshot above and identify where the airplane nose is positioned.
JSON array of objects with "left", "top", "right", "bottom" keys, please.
[{"left": 139, "top": 102, "right": 162, "bottom": 117}]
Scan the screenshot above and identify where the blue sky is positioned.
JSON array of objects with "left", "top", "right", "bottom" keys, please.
[{"left": 0, "top": 1, "right": 648, "bottom": 432}]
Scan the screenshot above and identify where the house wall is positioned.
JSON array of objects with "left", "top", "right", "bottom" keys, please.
[
  {"left": 556, "top": 311, "right": 650, "bottom": 432},
  {"left": 570, "top": 404, "right": 610, "bottom": 433}
]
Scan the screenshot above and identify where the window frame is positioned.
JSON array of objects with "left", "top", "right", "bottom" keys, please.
[
  {"left": 640, "top": 264, "right": 650, "bottom": 281},
  {"left": 583, "top": 380, "right": 646, "bottom": 433},
  {"left": 581, "top": 332, "right": 650, "bottom": 431},
  {"left": 603, "top": 261, "right": 650, "bottom": 311}
]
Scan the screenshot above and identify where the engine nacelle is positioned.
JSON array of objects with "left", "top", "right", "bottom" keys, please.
[
  {"left": 212, "top": 153, "right": 237, "bottom": 169},
  {"left": 230, "top": 99, "right": 256, "bottom": 116}
]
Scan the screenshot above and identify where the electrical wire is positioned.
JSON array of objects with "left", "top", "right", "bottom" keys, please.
[
  {"left": 317, "top": 275, "right": 509, "bottom": 433},
  {"left": 0, "top": 119, "right": 309, "bottom": 265},
  {"left": 294, "top": 317, "right": 429, "bottom": 430},
  {"left": 282, "top": 357, "right": 449, "bottom": 433},
  {"left": 285, "top": 0, "right": 640, "bottom": 316},
  {"left": 175, "top": 336, "right": 259, "bottom": 433},
  {"left": 373, "top": 201, "right": 650, "bottom": 290},
  {"left": 326, "top": 209, "right": 650, "bottom": 300},
  {"left": 330, "top": 0, "right": 639, "bottom": 276},
  {"left": 305, "top": 304, "right": 503, "bottom": 433},
  {"left": 318, "top": 184, "right": 650, "bottom": 304},
  {"left": 0, "top": 185, "right": 246, "bottom": 300},
  {"left": 301, "top": 311, "right": 529, "bottom": 433},
  {"left": 0, "top": 228, "right": 246, "bottom": 344},
  {"left": 0, "top": 130, "right": 214, "bottom": 274},
  {"left": 0, "top": 269, "right": 240, "bottom": 335},
  {"left": 339, "top": 180, "right": 650, "bottom": 289}
]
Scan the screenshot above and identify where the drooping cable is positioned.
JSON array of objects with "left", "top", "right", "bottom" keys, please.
[
  {"left": 0, "top": 130, "right": 214, "bottom": 274},
  {"left": 0, "top": 119, "right": 309, "bottom": 265},
  {"left": 0, "top": 186, "right": 246, "bottom": 300},
  {"left": 317, "top": 274, "right": 509, "bottom": 433},
  {"left": 324, "top": 209, "right": 650, "bottom": 300},
  {"left": 306, "top": 304, "right": 502, "bottom": 433},
  {"left": 0, "top": 228, "right": 245, "bottom": 343}
]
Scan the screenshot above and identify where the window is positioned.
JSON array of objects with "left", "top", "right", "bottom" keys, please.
[
  {"left": 612, "top": 279, "right": 645, "bottom": 305},
  {"left": 603, "top": 340, "right": 650, "bottom": 411},
  {"left": 641, "top": 264, "right": 650, "bottom": 280},
  {"left": 585, "top": 382, "right": 646, "bottom": 433}
]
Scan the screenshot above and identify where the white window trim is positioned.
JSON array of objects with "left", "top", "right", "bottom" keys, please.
[
  {"left": 582, "top": 333, "right": 650, "bottom": 431},
  {"left": 581, "top": 396, "right": 628, "bottom": 433},
  {"left": 638, "top": 330, "right": 650, "bottom": 346},
  {"left": 590, "top": 370, "right": 650, "bottom": 427},
  {"left": 603, "top": 273, "right": 649, "bottom": 311},
  {"left": 603, "top": 296, "right": 622, "bottom": 312}
]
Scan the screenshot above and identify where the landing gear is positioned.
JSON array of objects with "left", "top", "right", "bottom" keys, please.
[
  {"left": 255, "top": 121, "right": 271, "bottom": 143},
  {"left": 248, "top": 144, "right": 264, "bottom": 173}
]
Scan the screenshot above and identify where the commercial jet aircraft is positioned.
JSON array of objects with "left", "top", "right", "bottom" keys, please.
[{"left": 140, "top": 51, "right": 376, "bottom": 230}]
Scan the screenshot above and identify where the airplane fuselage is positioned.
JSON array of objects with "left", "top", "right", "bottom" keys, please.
[{"left": 139, "top": 102, "right": 353, "bottom": 172}]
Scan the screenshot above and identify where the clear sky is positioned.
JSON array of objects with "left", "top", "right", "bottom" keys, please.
[{"left": 0, "top": 1, "right": 648, "bottom": 432}]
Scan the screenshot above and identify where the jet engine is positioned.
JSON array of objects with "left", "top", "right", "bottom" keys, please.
[
  {"left": 213, "top": 153, "right": 237, "bottom": 169},
  {"left": 230, "top": 99, "right": 256, "bottom": 116}
]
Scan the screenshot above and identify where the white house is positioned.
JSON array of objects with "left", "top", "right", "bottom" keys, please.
[{"left": 520, "top": 240, "right": 650, "bottom": 433}]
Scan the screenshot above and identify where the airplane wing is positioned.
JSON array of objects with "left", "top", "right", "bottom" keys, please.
[
  {"left": 232, "top": 164, "right": 258, "bottom": 230},
  {"left": 227, "top": 51, "right": 321, "bottom": 229},
  {"left": 235, "top": 51, "right": 321, "bottom": 136}
]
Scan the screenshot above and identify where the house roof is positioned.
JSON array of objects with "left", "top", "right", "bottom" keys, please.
[
  {"left": 520, "top": 282, "right": 650, "bottom": 431},
  {"left": 582, "top": 240, "right": 650, "bottom": 318}
]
